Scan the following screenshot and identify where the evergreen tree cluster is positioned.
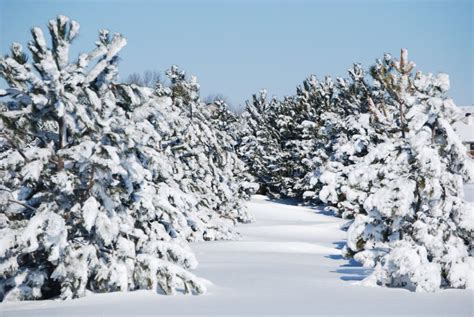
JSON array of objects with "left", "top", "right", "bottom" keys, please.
[
  {"left": 0, "top": 16, "right": 256, "bottom": 301},
  {"left": 0, "top": 15, "right": 471, "bottom": 301},
  {"left": 237, "top": 49, "right": 473, "bottom": 292}
]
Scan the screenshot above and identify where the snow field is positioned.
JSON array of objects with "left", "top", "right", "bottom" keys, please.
[{"left": 2, "top": 193, "right": 472, "bottom": 316}]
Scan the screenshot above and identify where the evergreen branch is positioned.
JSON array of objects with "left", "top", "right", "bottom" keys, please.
[{"left": 0, "top": 132, "right": 29, "bottom": 162}]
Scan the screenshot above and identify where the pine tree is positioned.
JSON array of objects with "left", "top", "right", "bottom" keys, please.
[
  {"left": 306, "top": 63, "right": 394, "bottom": 217},
  {"left": 276, "top": 93, "right": 315, "bottom": 198},
  {"left": 164, "top": 67, "right": 256, "bottom": 226},
  {"left": 0, "top": 16, "right": 205, "bottom": 301},
  {"left": 342, "top": 50, "right": 474, "bottom": 291},
  {"left": 206, "top": 98, "right": 259, "bottom": 203},
  {"left": 114, "top": 66, "right": 256, "bottom": 241},
  {"left": 290, "top": 75, "right": 343, "bottom": 201},
  {"left": 237, "top": 90, "right": 283, "bottom": 197}
]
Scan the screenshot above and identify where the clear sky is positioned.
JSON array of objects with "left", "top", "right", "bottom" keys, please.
[{"left": 0, "top": 0, "right": 472, "bottom": 108}]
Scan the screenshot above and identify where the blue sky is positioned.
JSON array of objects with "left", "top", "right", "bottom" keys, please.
[{"left": 0, "top": 0, "right": 472, "bottom": 108}]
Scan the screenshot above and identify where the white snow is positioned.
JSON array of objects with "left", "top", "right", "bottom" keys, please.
[{"left": 1, "top": 192, "right": 473, "bottom": 316}]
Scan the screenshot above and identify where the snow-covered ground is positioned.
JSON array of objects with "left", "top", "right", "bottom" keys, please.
[{"left": 1, "top": 188, "right": 473, "bottom": 317}]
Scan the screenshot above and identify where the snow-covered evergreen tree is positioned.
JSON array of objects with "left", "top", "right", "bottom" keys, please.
[
  {"left": 206, "top": 98, "right": 259, "bottom": 203},
  {"left": 236, "top": 48, "right": 473, "bottom": 292},
  {"left": 164, "top": 69, "right": 258, "bottom": 224},
  {"left": 275, "top": 94, "right": 316, "bottom": 198},
  {"left": 238, "top": 77, "right": 342, "bottom": 199},
  {"left": 237, "top": 90, "right": 283, "bottom": 197},
  {"left": 113, "top": 68, "right": 256, "bottom": 242},
  {"left": 237, "top": 72, "right": 379, "bottom": 202},
  {"left": 207, "top": 99, "right": 239, "bottom": 140},
  {"left": 304, "top": 63, "right": 395, "bottom": 217},
  {"left": 0, "top": 16, "right": 205, "bottom": 301},
  {"left": 289, "top": 75, "right": 343, "bottom": 201},
  {"left": 342, "top": 50, "right": 474, "bottom": 291}
]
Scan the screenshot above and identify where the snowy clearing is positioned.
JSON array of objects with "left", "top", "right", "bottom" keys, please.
[{"left": 1, "top": 189, "right": 473, "bottom": 317}]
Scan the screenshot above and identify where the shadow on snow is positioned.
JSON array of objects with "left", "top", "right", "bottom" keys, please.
[{"left": 326, "top": 242, "right": 372, "bottom": 282}]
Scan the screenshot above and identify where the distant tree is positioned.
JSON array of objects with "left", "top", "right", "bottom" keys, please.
[
  {"left": 204, "top": 93, "right": 228, "bottom": 105},
  {"left": 125, "top": 70, "right": 162, "bottom": 87},
  {"left": 237, "top": 90, "right": 284, "bottom": 196}
]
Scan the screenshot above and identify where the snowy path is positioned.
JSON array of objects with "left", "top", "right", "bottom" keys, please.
[{"left": 1, "top": 194, "right": 473, "bottom": 316}]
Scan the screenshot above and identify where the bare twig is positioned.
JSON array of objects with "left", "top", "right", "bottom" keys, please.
[
  {"left": 0, "top": 132, "right": 29, "bottom": 161},
  {"left": 8, "top": 199, "right": 37, "bottom": 211}
]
